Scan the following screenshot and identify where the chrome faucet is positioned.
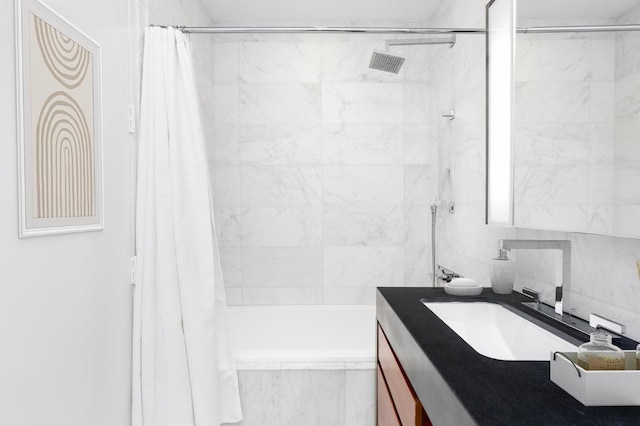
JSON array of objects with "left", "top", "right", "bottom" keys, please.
[
  {"left": 498, "top": 239, "right": 571, "bottom": 316},
  {"left": 522, "top": 287, "right": 541, "bottom": 310}
]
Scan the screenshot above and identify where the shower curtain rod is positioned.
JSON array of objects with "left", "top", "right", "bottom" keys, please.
[
  {"left": 177, "top": 24, "right": 640, "bottom": 34},
  {"left": 178, "top": 26, "right": 484, "bottom": 34},
  {"left": 521, "top": 24, "right": 640, "bottom": 33}
]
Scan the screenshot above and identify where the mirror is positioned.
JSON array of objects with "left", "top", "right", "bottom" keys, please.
[{"left": 512, "top": 0, "right": 640, "bottom": 237}]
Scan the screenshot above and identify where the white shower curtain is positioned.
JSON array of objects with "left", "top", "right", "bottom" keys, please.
[{"left": 132, "top": 26, "right": 242, "bottom": 426}]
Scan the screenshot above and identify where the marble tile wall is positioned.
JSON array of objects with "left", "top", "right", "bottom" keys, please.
[
  {"left": 234, "top": 369, "right": 375, "bottom": 426},
  {"left": 425, "top": 0, "right": 516, "bottom": 289},
  {"left": 513, "top": 32, "right": 616, "bottom": 234},
  {"left": 431, "top": 0, "right": 640, "bottom": 341},
  {"left": 614, "top": 5, "right": 640, "bottom": 236},
  {"left": 206, "top": 34, "right": 438, "bottom": 305}
]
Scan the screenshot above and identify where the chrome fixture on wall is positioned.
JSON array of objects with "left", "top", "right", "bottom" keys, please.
[
  {"left": 498, "top": 239, "right": 571, "bottom": 316},
  {"left": 368, "top": 35, "right": 457, "bottom": 74}
]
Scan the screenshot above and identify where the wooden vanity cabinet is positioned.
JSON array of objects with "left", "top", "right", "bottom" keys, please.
[{"left": 377, "top": 323, "right": 431, "bottom": 426}]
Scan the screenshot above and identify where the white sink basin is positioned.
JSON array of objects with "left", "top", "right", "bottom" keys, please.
[{"left": 423, "top": 301, "right": 578, "bottom": 361}]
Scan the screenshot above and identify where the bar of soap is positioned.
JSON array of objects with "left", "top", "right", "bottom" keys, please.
[{"left": 449, "top": 277, "right": 478, "bottom": 287}]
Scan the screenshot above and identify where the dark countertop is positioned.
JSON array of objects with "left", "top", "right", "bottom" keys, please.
[{"left": 376, "top": 287, "right": 640, "bottom": 426}]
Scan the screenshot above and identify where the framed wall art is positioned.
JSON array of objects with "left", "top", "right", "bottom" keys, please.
[{"left": 15, "top": 0, "right": 103, "bottom": 237}]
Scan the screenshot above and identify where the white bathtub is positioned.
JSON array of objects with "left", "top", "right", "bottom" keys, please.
[{"left": 226, "top": 305, "right": 377, "bottom": 370}]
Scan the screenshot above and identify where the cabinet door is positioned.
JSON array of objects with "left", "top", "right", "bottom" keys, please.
[
  {"left": 377, "top": 324, "right": 432, "bottom": 426},
  {"left": 377, "top": 365, "right": 401, "bottom": 426}
]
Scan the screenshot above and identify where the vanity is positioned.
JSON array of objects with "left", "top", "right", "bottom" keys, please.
[{"left": 376, "top": 287, "right": 640, "bottom": 425}]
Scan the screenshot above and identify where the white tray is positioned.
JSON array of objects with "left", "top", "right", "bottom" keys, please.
[{"left": 550, "top": 351, "right": 640, "bottom": 406}]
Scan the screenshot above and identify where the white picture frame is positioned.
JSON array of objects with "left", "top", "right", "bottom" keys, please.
[{"left": 15, "top": 0, "right": 103, "bottom": 237}]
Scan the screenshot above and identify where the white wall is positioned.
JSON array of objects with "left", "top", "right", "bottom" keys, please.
[{"left": 0, "top": 0, "right": 133, "bottom": 425}]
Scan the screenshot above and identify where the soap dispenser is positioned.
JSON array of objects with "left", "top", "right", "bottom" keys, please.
[{"left": 490, "top": 248, "right": 516, "bottom": 294}]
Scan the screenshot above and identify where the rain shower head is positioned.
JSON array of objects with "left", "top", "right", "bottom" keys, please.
[
  {"left": 368, "top": 35, "right": 457, "bottom": 74},
  {"left": 368, "top": 50, "right": 406, "bottom": 74}
]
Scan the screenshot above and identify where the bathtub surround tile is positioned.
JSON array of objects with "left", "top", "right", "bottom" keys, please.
[
  {"left": 279, "top": 370, "right": 345, "bottom": 426},
  {"left": 242, "top": 206, "right": 322, "bottom": 247},
  {"left": 240, "top": 125, "right": 322, "bottom": 165},
  {"left": 240, "top": 84, "right": 321, "bottom": 124},
  {"left": 322, "top": 83, "right": 403, "bottom": 124},
  {"left": 345, "top": 370, "right": 376, "bottom": 426},
  {"left": 322, "top": 205, "right": 404, "bottom": 247},
  {"left": 324, "top": 247, "right": 404, "bottom": 287},
  {"left": 322, "top": 124, "right": 403, "bottom": 165},
  {"left": 322, "top": 166, "right": 403, "bottom": 206},
  {"left": 236, "top": 371, "right": 283, "bottom": 426},
  {"left": 227, "top": 369, "right": 373, "bottom": 424},
  {"left": 239, "top": 42, "right": 321, "bottom": 83},
  {"left": 242, "top": 247, "right": 323, "bottom": 287},
  {"left": 241, "top": 166, "right": 322, "bottom": 206}
]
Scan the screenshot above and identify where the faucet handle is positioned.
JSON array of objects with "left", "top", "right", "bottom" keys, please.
[
  {"left": 522, "top": 287, "right": 540, "bottom": 300},
  {"left": 589, "top": 313, "right": 626, "bottom": 335}
]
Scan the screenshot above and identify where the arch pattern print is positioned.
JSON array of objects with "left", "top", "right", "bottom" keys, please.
[
  {"left": 33, "top": 15, "right": 90, "bottom": 89},
  {"left": 36, "top": 91, "right": 94, "bottom": 218},
  {"left": 16, "top": 0, "right": 102, "bottom": 236}
]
